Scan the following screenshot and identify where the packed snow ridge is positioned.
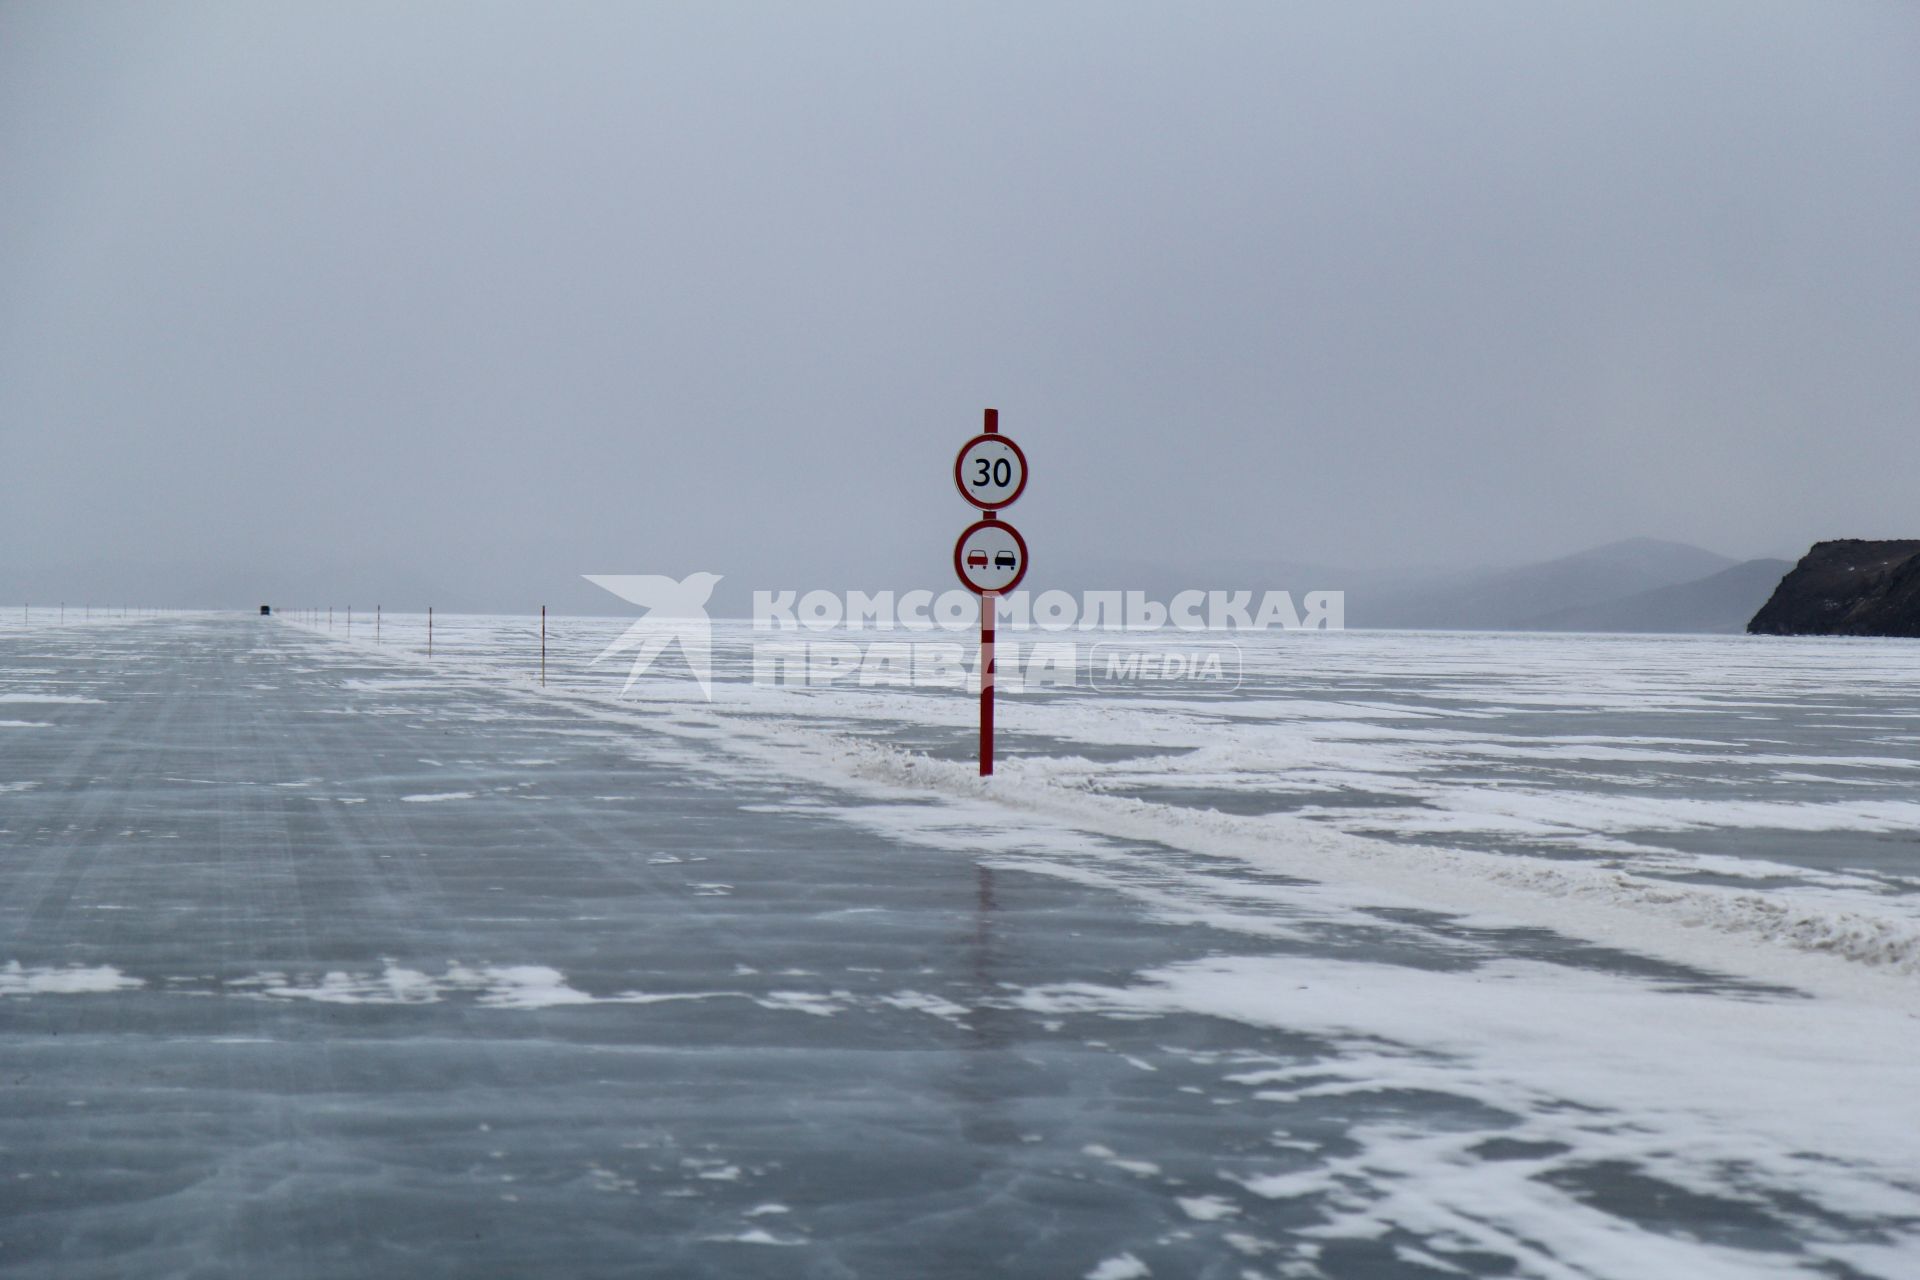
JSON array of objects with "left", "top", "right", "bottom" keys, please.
[{"left": 826, "top": 740, "right": 1920, "bottom": 977}]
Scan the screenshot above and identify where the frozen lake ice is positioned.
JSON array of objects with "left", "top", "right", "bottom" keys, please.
[{"left": 1, "top": 613, "right": 1917, "bottom": 1278}]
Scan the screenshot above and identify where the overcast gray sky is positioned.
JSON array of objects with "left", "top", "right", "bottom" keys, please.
[{"left": 3, "top": 1, "right": 1917, "bottom": 610}]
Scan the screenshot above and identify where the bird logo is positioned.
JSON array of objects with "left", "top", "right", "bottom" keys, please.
[{"left": 583, "top": 572, "right": 724, "bottom": 700}]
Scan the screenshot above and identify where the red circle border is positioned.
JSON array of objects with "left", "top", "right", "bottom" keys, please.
[
  {"left": 953, "top": 434, "right": 1029, "bottom": 511},
  {"left": 953, "top": 518, "right": 1031, "bottom": 595}
]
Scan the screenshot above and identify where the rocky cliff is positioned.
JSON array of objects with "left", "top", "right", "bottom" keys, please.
[{"left": 1747, "top": 540, "right": 1920, "bottom": 637}]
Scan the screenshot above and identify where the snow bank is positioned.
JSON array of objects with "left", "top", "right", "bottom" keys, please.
[{"left": 822, "top": 741, "right": 1920, "bottom": 980}]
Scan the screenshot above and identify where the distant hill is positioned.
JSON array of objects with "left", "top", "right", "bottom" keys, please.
[
  {"left": 1521, "top": 558, "right": 1791, "bottom": 634},
  {"left": 1748, "top": 540, "right": 1920, "bottom": 637},
  {"left": 1355, "top": 538, "right": 1738, "bottom": 631}
]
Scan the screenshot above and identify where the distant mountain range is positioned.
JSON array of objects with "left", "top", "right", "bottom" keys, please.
[
  {"left": 1062, "top": 538, "right": 1792, "bottom": 634},
  {"left": 1522, "top": 557, "right": 1794, "bottom": 633},
  {"left": 1345, "top": 538, "right": 1789, "bottom": 633},
  {"left": 5, "top": 538, "right": 1806, "bottom": 634},
  {"left": 1354, "top": 538, "right": 1720, "bottom": 630}
]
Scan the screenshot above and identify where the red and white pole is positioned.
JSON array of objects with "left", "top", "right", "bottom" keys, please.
[{"left": 979, "top": 407, "right": 999, "bottom": 776}]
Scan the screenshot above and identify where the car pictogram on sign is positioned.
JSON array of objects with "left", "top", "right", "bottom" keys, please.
[{"left": 954, "top": 518, "right": 1029, "bottom": 595}]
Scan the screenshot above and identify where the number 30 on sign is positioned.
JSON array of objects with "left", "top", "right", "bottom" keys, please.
[{"left": 953, "top": 434, "right": 1028, "bottom": 510}]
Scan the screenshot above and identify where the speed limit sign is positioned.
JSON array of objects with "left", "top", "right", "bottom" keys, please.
[{"left": 954, "top": 433, "right": 1027, "bottom": 510}]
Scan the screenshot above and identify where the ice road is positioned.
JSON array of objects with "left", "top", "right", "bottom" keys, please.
[{"left": 1, "top": 616, "right": 1917, "bottom": 1278}]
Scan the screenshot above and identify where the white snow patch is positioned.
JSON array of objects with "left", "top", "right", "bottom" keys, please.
[
  {"left": 229, "top": 962, "right": 749, "bottom": 1010},
  {"left": 1083, "top": 1144, "right": 1161, "bottom": 1177},
  {"left": 878, "top": 990, "right": 971, "bottom": 1023},
  {"left": 708, "top": 1228, "right": 804, "bottom": 1246},
  {"left": 1176, "top": 1195, "right": 1240, "bottom": 1221},
  {"left": 451, "top": 964, "right": 597, "bottom": 1008},
  {"left": 0, "top": 962, "right": 142, "bottom": 996},
  {"left": 1085, "top": 1252, "right": 1149, "bottom": 1279},
  {"left": 1012, "top": 952, "right": 1920, "bottom": 1268},
  {"left": 753, "top": 990, "right": 844, "bottom": 1017}
]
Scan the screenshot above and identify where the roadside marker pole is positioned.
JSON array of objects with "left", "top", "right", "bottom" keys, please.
[
  {"left": 981, "top": 414, "right": 996, "bottom": 778},
  {"left": 952, "top": 407, "right": 1029, "bottom": 778}
]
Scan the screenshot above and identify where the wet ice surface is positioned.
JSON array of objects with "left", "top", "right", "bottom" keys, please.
[{"left": 1, "top": 616, "right": 1918, "bottom": 1278}]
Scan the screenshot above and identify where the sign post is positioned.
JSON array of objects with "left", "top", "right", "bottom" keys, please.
[
  {"left": 982, "top": 593, "right": 994, "bottom": 777},
  {"left": 954, "top": 408, "right": 1029, "bottom": 776}
]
